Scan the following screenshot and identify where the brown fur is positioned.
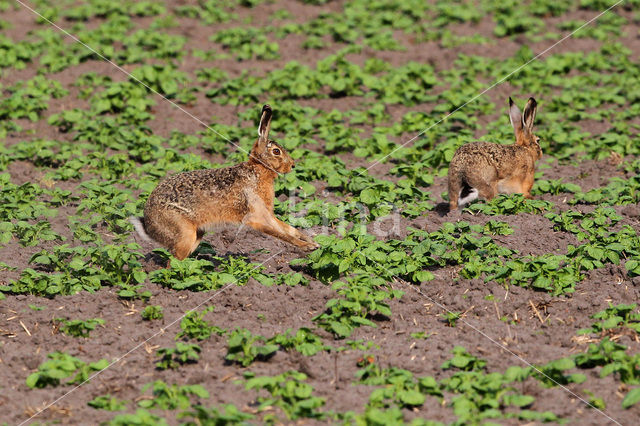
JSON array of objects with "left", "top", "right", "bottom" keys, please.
[
  {"left": 140, "top": 105, "right": 318, "bottom": 261},
  {"left": 448, "top": 97, "right": 542, "bottom": 211}
]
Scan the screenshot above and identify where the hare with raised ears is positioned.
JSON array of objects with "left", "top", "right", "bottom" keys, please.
[
  {"left": 447, "top": 97, "right": 542, "bottom": 212},
  {"left": 133, "top": 105, "right": 318, "bottom": 261}
]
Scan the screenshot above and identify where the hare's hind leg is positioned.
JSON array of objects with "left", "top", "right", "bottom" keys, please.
[
  {"left": 193, "top": 228, "right": 205, "bottom": 251},
  {"left": 172, "top": 223, "right": 200, "bottom": 260},
  {"left": 145, "top": 209, "right": 199, "bottom": 261},
  {"left": 474, "top": 181, "right": 497, "bottom": 202},
  {"left": 466, "top": 169, "right": 498, "bottom": 202},
  {"left": 448, "top": 178, "right": 461, "bottom": 211}
]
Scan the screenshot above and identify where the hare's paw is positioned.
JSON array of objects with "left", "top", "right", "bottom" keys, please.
[
  {"left": 298, "top": 233, "right": 319, "bottom": 251},
  {"left": 300, "top": 240, "right": 319, "bottom": 251}
]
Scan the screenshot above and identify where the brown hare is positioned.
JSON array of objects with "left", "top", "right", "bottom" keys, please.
[
  {"left": 447, "top": 97, "right": 542, "bottom": 211},
  {"left": 132, "top": 105, "right": 318, "bottom": 260}
]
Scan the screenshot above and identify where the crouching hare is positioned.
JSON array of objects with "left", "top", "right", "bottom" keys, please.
[
  {"left": 447, "top": 97, "right": 542, "bottom": 211},
  {"left": 132, "top": 104, "right": 318, "bottom": 260}
]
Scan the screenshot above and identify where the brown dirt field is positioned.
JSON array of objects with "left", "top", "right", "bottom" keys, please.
[{"left": 1, "top": 1, "right": 639, "bottom": 425}]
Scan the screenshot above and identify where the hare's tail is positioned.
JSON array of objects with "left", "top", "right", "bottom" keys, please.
[
  {"left": 458, "top": 185, "right": 479, "bottom": 207},
  {"left": 448, "top": 168, "right": 478, "bottom": 210},
  {"left": 130, "top": 216, "right": 151, "bottom": 242}
]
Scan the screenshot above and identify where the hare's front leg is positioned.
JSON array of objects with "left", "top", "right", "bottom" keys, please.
[{"left": 242, "top": 202, "right": 318, "bottom": 250}]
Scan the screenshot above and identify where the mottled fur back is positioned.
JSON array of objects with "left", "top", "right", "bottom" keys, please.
[
  {"left": 449, "top": 142, "right": 523, "bottom": 181},
  {"left": 144, "top": 165, "right": 254, "bottom": 222}
]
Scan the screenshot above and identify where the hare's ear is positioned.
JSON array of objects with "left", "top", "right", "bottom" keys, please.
[
  {"left": 257, "top": 104, "right": 272, "bottom": 145},
  {"left": 508, "top": 97, "right": 523, "bottom": 135},
  {"left": 522, "top": 97, "right": 537, "bottom": 134}
]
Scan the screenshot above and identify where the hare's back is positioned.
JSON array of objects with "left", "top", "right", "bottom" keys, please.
[
  {"left": 452, "top": 142, "right": 517, "bottom": 168},
  {"left": 147, "top": 166, "right": 250, "bottom": 211}
]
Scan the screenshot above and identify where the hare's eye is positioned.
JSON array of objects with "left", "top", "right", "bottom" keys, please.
[{"left": 272, "top": 148, "right": 281, "bottom": 156}]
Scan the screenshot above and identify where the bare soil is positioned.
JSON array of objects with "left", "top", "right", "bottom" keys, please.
[{"left": 1, "top": 1, "right": 639, "bottom": 425}]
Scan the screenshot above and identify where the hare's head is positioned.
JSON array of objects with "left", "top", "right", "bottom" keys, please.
[
  {"left": 509, "top": 97, "right": 542, "bottom": 160},
  {"left": 249, "top": 105, "right": 295, "bottom": 174}
]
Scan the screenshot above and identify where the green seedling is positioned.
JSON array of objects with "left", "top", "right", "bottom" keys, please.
[
  {"left": 269, "top": 327, "right": 330, "bottom": 356},
  {"left": 441, "top": 311, "right": 461, "bottom": 327},
  {"left": 107, "top": 409, "right": 167, "bottom": 426},
  {"left": 245, "top": 371, "right": 326, "bottom": 420},
  {"left": 141, "top": 305, "right": 164, "bottom": 321},
  {"left": 26, "top": 352, "right": 109, "bottom": 388},
  {"left": 138, "top": 380, "right": 209, "bottom": 410},
  {"left": 178, "top": 403, "right": 254, "bottom": 424},
  {"left": 88, "top": 394, "right": 128, "bottom": 411},
  {"left": 225, "top": 328, "right": 278, "bottom": 367},
  {"left": 155, "top": 342, "right": 201, "bottom": 370},
  {"left": 177, "top": 307, "right": 225, "bottom": 341},
  {"left": 54, "top": 317, "right": 104, "bottom": 338}
]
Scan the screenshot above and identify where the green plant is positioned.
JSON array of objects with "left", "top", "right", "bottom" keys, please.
[
  {"left": 441, "top": 346, "right": 487, "bottom": 371},
  {"left": 355, "top": 363, "right": 438, "bottom": 409},
  {"left": 532, "top": 178, "right": 581, "bottom": 195},
  {"left": 150, "top": 251, "right": 271, "bottom": 292},
  {"left": 155, "top": 342, "right": 201, "bottom": 370},
  {"left": 225, "top": 328, "right": 278, "bottom": 367},
  {"left": 211, "top": 27, "right": 279, "bottom": 60},
  {"left": 177, "top": 307, "right": 225, "bottom": 340},
  {"left": 312, "top": 274, "right": 403, "bottom": 338},
  {"left": 138, "top": 380, "right": 209, "bottom": 410},
  {"left": 582, "top": 390, "right": 606, "bottom": 410},
  {"left": 4, "top": 242, "right": 147, "bottom": 297},
  {"left": 572, "top": 176, "right": 640, "bottom": 206},
  {"left": 269, "top": 327, "right": 330, "bottom": 356},
  {"left": 178, "top": 403, "right": 254, "bottom": 424},
  {"left": 441, "top": 311, "right": 462, "bottom": 327},
  {"left": 464, "top": 194, "right": 553, "bottom": 215},
  {"left": 12, "top": 220, "right": 64, "bottom": 246},
  {"left": 623, "top": 387, "right": 640, "bottom": 409},
  {"left": 0, "top": 76, "right": 68, "bottom": 121},
  {"left": 574, "top": 338, "right": 640, "bottom": 385},
  {"left": 88, "top": 394, "right": 128, "bottom": 411},
  {"left": 54, "top": 317, "right": 105, "bottom": 338},
  {"left": 26, "top": 352, "right": 109, "bottom": 388},
  {"left": 578, "top": 303, "right": 640, "bottom": 335},
  {"left": 28, "top": 304, "right": 45, "bottom": 311},
  {"left": 533, "top": 357, "right": 586, "bottom": 387},
  {"left": 175, "top": 0, "right": 236, "bottom": 24},
  {"left": 0, "top": 174, "right": 57, "bottom": 221},
  {"left": 141, "top": 305, "right": 164, "bottom": 321},
  {"left": 410, "top": 331, "right": 431, "bottom": 340},
  {"left": 275, "top": 271, "right": 310, "bottom": 286},
  {"left": 107, "top": 409, "right": 167, "bottom": 426},
  {"left": 245, "top": 371, "right": 326, "bottom": 420},
  {"left": 130, "top": 63, "right": 194, "bottom": 103},
  {"left": 117, "top": 283, "right": 152, "bottom": 301}
]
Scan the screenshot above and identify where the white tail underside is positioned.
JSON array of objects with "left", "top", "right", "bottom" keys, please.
[
  {"left": 129, "top": 216, "right": 151, "bottom": 242},
  {"left": 458, "top": 188, "right": 479, "bottom": 208}
]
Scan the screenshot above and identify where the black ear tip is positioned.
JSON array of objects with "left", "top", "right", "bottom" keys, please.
[
  {"left": 528, "top": 97, "right": 537, "bottom": 106},
  {"left": 508, "top": 97, "right": 514, "bottom": 106},
  {"left": 262, "top": 104, "right": 272, "bottom": 113}
]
